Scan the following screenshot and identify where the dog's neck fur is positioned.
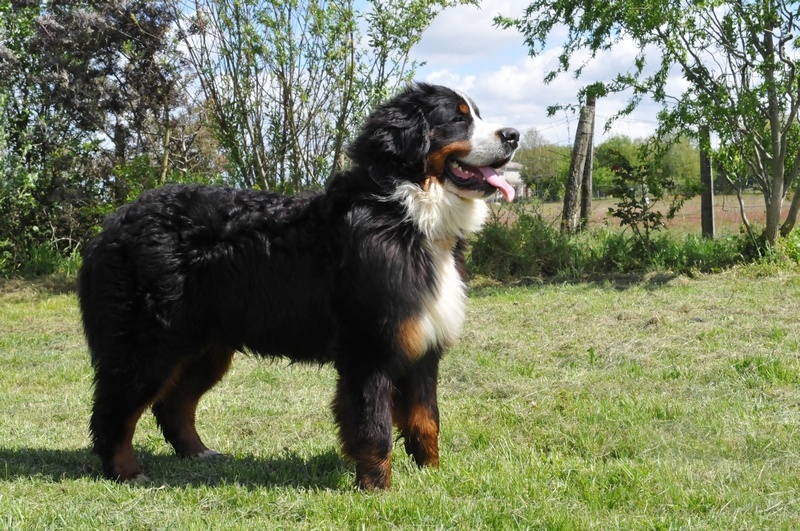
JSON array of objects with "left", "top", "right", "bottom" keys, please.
[
  {"left": 388, "top": 179, "right": 480, "bottom": 356},
  {"left": 389, "top": 180, "right": 488, "bottom": 243}
]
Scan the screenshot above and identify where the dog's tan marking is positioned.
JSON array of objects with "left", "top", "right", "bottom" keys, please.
[
  {"left": 353, "top": 447, "right": 392, "bottom": 490},
  {"left": 398, "top": 317, "right": 427, "bottom": 361},
  {"left": 111, "top": 446, "right": 144, "bottom": 481},
  {"left": 405, "top": 403, "right": 439, "bottom": 467},
  {"left": 155, "top": 346, "right": 234, "bottom": 457},
  {"left": 426, "top": 140, "right": 472, "bottom": 180},
  {"left": 458, "top": 103, "right": 469, "bottom": 115},
  {"left": 152, "top": 358, "right": 191, "bottom": 403},
  {"left": 111, "top": 404, "right": 148, "bottom": 480}
]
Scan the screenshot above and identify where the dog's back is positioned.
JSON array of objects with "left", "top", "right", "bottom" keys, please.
[{"left": 79, "top": 184, "right": 340, "bottom": 363}]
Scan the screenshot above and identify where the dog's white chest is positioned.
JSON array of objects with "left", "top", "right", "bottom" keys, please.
[
  {"left": 417, "top": 242, "right": 467, "bottom": 353},
  {"left": 390, "top": 181, "right": 487, "bottom": 359}
]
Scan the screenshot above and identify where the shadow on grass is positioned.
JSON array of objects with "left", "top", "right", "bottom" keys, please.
[{"left": 0, "top": 446, "right": 349, "bottom": 489}]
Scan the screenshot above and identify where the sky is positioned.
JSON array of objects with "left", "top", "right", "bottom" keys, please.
[{"left": 410, "top": 1, "right": 668, "bottom": 146}]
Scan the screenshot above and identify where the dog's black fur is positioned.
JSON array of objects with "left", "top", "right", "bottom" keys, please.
[{"left": 79, "top": 83, "right": 519, "bottom": 489}]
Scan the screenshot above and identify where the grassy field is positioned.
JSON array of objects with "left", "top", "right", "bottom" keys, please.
[
  {"left": 535, "top": 193, "right": 766, "bottom": 235},
  {"left": 2, "top": 269, "right": 800, "bottom": 529}
]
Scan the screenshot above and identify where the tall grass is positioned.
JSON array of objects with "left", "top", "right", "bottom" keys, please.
[
  {"left": 1, "top": 241, "right": 82, "bottom": 278},
  {"left": 469, "top": 203, "right": 751, "bottom": 281},
  {"left": 4, "top": 201, "right": 796, "bottom": 281}
]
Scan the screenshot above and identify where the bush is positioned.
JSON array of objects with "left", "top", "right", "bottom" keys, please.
[
  {"left": 0, "top": 241, "right": 83, "bottom": 278},
  {"left": 469, "top": 203, "right": 748, "bottom": 281},
  {"left": 469, "top": 203, "right": 572, "bottom": 280}
]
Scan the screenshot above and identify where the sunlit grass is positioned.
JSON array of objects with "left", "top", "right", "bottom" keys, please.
[{"left": 2, "top": 270, "right": 800, "bottom": 529}]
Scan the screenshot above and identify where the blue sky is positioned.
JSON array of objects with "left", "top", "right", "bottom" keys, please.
[{"left": 409, "top": 1, "right": 667, "bottom": 146}]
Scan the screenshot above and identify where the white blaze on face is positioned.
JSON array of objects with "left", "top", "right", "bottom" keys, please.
[
  {"left": 449, "top": 90, "right": 517, "bottom": 202},
  {"left": 458, "top": 95, "right": 507, "bottom": 165}
]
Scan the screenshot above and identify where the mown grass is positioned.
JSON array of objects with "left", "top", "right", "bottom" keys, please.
[{"left": 2, "top": 270, "right": 800, "bottom": 529}]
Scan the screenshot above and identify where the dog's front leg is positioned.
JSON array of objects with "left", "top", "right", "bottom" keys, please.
[
  {"left": 332, "top": 371, "right": 394, "bottom": 490},
  {"left": 392, "top": 352, "right": 440, "bottom": 468}
]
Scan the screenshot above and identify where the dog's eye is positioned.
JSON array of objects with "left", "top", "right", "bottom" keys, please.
[{"left": 451, "top": 115, "right": 467, "bottom": 124}]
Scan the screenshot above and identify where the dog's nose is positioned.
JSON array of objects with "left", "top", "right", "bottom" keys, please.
[{"left": 499, "top": 128, "right": 520, "bottom": 149}]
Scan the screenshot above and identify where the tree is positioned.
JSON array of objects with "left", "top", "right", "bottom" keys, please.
[
  {"left": 595, "top": 136, "right": 642, "bottom": 170},
  {"left": 660, "top": 136, "right": 701, "bottom": 190},
  {"left": 606, "top": 156, "right": 687, "bottom": 256},
  {"left": 593, "top": 135, "right": 642, "bottom": 197},
  {"left": 175, "top": 0, "right": 471, "bottom": 192},
  {"left": 0, "top": 1, "right": 43, "bottom": 270},
  {"left": 515, "top": 129, "right": 570, "bottom": 201},
  {"left": 0, "top": 0, "right": 193, "bottom": 273},
  {"left": 31, "top": 1, "right": 184, "bottom": 203},
  {"left": 497, "top": 0, "right": 800, "bottom": 245},
  {"left": 594, "top": 134, "right": 699, "bottom": 191},
  {"left": 562, "top": 92, "right": 595, "bottom": 233}
]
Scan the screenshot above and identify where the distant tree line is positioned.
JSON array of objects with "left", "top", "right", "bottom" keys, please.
[{"left": 515, "top": 130, "right": 705, "bottom": 202}]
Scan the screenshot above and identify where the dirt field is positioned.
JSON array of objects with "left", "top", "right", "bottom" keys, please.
[{"left": 534, "top": 193, "right": 767, "bottom": 235}]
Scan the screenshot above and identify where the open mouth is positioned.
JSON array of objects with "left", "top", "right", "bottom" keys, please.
[{"left": 445, "top": 157, "right": 516, "bottom": 202}]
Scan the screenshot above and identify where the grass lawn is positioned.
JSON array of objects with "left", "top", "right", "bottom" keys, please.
[{"left": 2, "top": 269, "right": 800, "bottom": 529}]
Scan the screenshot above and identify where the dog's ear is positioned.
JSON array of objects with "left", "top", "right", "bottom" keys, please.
[{"left": 346, "top": 92, "right": 430, "bottom": 184}]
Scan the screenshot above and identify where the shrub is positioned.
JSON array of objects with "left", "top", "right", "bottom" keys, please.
[
  {"left": 469, "top": 203, "right": 571, "bottom": 280},
  {"left": 469, "top": 203, "right": 748, "bottom": 281},
  {"left": 1, "top": 241, "right": 83, "bottom": 278}
]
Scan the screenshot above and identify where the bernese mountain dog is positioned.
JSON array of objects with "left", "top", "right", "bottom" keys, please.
[{"left": 78, "top": 83, "right": 519, "bottom": 489}]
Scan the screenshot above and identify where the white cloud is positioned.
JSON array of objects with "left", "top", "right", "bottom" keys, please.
[
  {"left": 412, "top": 1, "right": 529, "bottom": 67},
  {"left": 411, "top": 3, "right": 674, "bottom": 145}
]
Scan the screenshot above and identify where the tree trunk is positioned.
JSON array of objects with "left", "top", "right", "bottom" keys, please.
[
  {"left": 579, "top": 103, "right": 595, "bottom": 229},
  {"left": 158, "top": 97, "right": 171, "bottom": 187},
  {"left": 562, "top": 93, "right": 595, "bottom": 234},
  {"left": 699, "top": 126, "right": 715, "bottom": 238},
  {"left": 112, "top": 121, "right": 127, "bottom": 204},
  {"left": 763, "top": 28, "right": 784, "bottom": 246},
  {"left": 765, "top": 187, "right": 784, "bottom": 245},
  {"left": 781, "top": 191, "right": 800, "bottom": 236}
]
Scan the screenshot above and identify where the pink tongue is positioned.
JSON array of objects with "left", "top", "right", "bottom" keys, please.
[{"left": 480, "top": 167, "right": 516, "bottom": 202}]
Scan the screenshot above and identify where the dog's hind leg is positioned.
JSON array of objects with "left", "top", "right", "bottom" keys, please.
[
  {"left": 90, "top": 362, "right": 170, "bottom": 481},
  {"left": 152, "top": 345, "right": 234, "bottom": 458},
  {"left": 392, "top": 353, "right": 440, "bottom": 468},
  {"left": 333, "top": 370, "right": 394, "bottom": 490}
]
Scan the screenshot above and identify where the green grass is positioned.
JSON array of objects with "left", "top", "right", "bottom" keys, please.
[{"left": 2, "top": 270, "right": 800, "bottom": 529}]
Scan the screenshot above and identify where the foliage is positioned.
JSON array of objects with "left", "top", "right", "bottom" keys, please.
[
  {"left": 514, "top": 130, "right": 570, "bottom": 201},
  {"left": 595, "top": 136, "right": 642, "bottom": 170},
  {"left": 27, "top": 0, "right": 185, "bottom": 204},
  {"left": 777, "top": 230, "right": 800, "bottom": 263},
  {"left": 516, "top": 132, "right": 700, "bottom": 204},
  {"left": 175, "top": 0, "right": 472, "bottom": 192},
  {"left": 590, "top": 135, "right": 700, "bottom": 199},
  {"left": 496, "top": 0, "right": 800, "bottom": 245},
  {"left": 660, "top": 136, "right": 701, "bottom": 190},
  {"left": 469, "top": 203, "right": 573, "bottom": 279},
  {"left": 469, "top": 203, "right": 745, "bottom": 281},
  {"left": 605, "top": 156, "right": 695, "bottom": 256},
  {"left": 0, "top": 0, "right": 198, "bottom": 275}
]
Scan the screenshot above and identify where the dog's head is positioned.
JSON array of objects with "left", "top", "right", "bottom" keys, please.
[{"left": 347, "top": 83, "right": 519, "bottom": 202}]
